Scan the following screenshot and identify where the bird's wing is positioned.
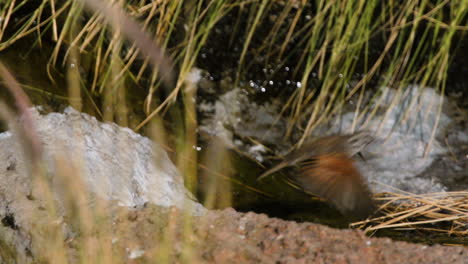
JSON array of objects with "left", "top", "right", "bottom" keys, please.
[{"left": 296, "top": 153, "right": 375, "bottom": 218}]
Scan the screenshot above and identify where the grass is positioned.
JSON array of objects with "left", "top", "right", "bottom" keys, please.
[
  {"left": 0, "top": 0, "right": 467, "bottom": 262},
  {"left": 352, "top": 191, "right": 468, "bottom": 245}
]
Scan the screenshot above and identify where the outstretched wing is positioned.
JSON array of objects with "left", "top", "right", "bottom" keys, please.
[
  {"left": 295, "top": 153, "right": 375, "bottom": 219},
  {"left": 257, "top": 141, "right": 322, "bottom": 181}
]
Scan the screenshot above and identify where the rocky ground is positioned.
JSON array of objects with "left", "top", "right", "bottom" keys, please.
[{"left": 108, "top": 204, "right": 467, "bottom": 264}]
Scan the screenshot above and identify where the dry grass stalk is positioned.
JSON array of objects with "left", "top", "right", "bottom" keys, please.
[{"left": 351, "top": 191, "right": 468, "bottom": 237}]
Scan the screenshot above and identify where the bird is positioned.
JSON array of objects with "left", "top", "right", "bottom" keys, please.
[{"left": 258, "top": 131, "right": 376, "bottom": 219}]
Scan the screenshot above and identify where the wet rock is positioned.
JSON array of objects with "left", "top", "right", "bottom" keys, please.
[{"left": 199, "top": 85, "right": 467, "bottom": 194}]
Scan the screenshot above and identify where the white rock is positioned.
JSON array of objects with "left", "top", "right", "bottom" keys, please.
[{"left": 0, "top": 107, "right": 204, "bottom": 214}]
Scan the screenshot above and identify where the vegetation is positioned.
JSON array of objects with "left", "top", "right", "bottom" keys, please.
[{"left": 0, "top": 0, "right": 466, "bottom": 262}]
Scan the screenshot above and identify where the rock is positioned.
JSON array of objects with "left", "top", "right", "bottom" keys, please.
[
  {"left": 200, "top": 85, "right": 467, "bottom": 194},
  {"left": 0, "top": 107, "right": 204, "bottom": 262}
]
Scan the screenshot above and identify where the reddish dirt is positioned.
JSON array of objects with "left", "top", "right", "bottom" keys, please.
[{"left": 109, "top": 205, "right": 467, "bottom": 264}]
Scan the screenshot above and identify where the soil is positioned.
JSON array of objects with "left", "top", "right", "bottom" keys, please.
[{"left": 108, "top": 204, "right": 467, "bottom": 264}]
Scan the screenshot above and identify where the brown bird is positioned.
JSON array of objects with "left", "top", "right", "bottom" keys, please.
[{"left": 258, "top": 131, "right": 376, "bottom": 219}]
